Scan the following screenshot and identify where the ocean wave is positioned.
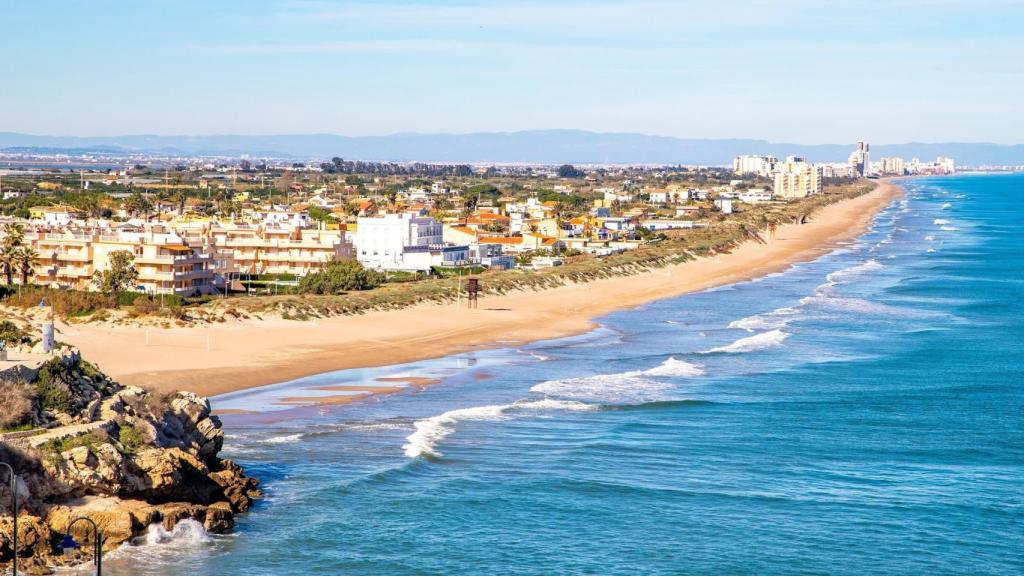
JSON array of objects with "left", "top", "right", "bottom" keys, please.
[
  {"left": 512, "top": 398, "right": 598, "bottom": 412},
  {"left": 143, "top": 520, "right": 212, "bottom": 547},
  {"left": 404, "top": 405, "right": 508, "bottom": 458},
  {"left": 403, "top": 399, "right": 597, "bottom": 458},
  {"left": 825, "top": 259, "right": 884, "bottom": 285},
  {"left": 941, "top": 203, "right": 952, "bottom": 210},
  {"left": 727, "top": 306, "right": 800, "bottom": 332},
  {"left": 940, "top": 226, "right": 959, "bottom": 231},
  {"left": 107, "top": 520, "right": 214, "bottom": 563},
  {"left": 263, "top": 433, "right": 304, "bottom": 444},
  {"left": 934, "top": 218, "right": 950, "bottom": 225},
  {"left": 703, "top": 329, "right": 789, "bottom": 354},
  {"left": 642, "top": 357, "right": 705, "bottom": 377},
  {"left": 530, "top": 372, "right": 674, "bottom": 405},
  {"left": 925, "top": 235, "right": 935, "bottom": 241}
]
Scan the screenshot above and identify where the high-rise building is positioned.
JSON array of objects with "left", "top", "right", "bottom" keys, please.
[
  {"left": 937, "top": 157, "right": 956, "bottom": 174},
  {"left": 878, "top": 157, "right": 906, "bottom": 175},
  {"left": 848, "top": 141, "right": 870, "bottom": 177},
  {"left": 773, "top": 158, "right": 823, "bottom": 199},
  {"left": 732, "top": 155, "right": 778, "bottom": 177}
]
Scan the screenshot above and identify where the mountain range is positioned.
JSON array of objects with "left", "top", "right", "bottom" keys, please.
[{"left": 1, "top": 130, "right": 1022, "bottom": 166}]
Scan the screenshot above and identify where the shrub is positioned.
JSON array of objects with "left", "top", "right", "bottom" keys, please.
[
  {"left": 35, "top": 358, "right": 76, "bottom": 413},
  {"left": 298, "top": 259, "right": 383, "bottom": 294},
  {"left": 0, "top": 320, "right": 27, "bottom": 346},
  {"left": 118, "top": 424, "right": 147, "bottom": 454},
  {"left": 0, "top": 382, "right": 36, "bottom": 430}
]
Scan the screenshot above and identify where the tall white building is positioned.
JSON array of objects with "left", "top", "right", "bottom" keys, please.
[
  {"left": 733, "top": 155, "right": 778, "bottom": 177},
  {"left": 877, "top": 157, "right": 906, "bottom": 176},
  {"left": 354, "top": 213, "right": 443, "bottom": 271},
  {"left": 774, "top": 158, "right": 823, "bottom": 199},
  {"left": 848, "top": 141, "right": 870, "bottom": 177}
]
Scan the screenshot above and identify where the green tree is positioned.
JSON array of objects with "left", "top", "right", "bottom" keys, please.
[
  {"left": 298, "top": 259, "right": 382, "bottom": 294},
  {"left": 123, "top": 192, "right": 153, "bottom": 217},
  {"left": 557, "top": 164, "right": 584, "bottom": 178},
  {"left": 92, "top": 250, "right": 139, "bottom": 293}
]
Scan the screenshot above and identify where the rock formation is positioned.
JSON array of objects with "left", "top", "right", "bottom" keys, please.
[{"left": 0, "top": 348, "right": 259, "bottom": 574}]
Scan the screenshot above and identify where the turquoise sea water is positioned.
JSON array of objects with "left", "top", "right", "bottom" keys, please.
[{"left": 96, "top": 175, "right": 1022, "bottom": 575}]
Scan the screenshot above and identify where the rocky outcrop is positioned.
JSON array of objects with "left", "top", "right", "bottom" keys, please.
[{"left": 0, "top": 352, "right": 260, "bottom": 574}]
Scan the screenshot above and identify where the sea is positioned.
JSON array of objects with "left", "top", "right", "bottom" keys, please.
[{"left": 86, "top": 174, "right": 1022, "bottom": 575}]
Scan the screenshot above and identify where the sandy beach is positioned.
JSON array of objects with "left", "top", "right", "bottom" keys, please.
[{"left": 58, "top": 180, "right": 902, "bottom": 397}]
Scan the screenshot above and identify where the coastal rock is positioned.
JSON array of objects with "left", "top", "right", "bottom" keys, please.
[
  {"left": 203, "top": 501, "right": 234, "bottom": 532},
  {"left": 125, "top": 447, "right": 222, "bottom": 505},
  {"left": 0, "top": 516, "right": 51, "bottom": 563},
  {"left": 46, "top": 504, "right": 138, "bottom": 551},
  {"left": 0, "top": 351, "right": 259, "bottom": 570}
]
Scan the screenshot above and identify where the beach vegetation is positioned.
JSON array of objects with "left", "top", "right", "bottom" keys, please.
[
  {"left": 298, "top": 259, "right": 383, "bottom": 294},
  {"left": 0, "top": 381, "right": 36, "bottom": 430}
]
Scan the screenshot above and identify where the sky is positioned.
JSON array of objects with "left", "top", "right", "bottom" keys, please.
[{"left": 1, "top": 0, "right": 1022, "bottom": 144}]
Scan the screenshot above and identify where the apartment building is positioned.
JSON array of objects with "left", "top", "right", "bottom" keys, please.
[
  {"left": 199, "top": 224, "right": 351, "bottom": 276},
  {"left": 20, "top": 225, "right": 216, "bottom": 295},
  {"left": 773, "top": 157, "right": 823, "bottom": 199},
  {"left": 733, "top": 155, "right": 778, "bottom": 177},
  {"left": 354, "top": 213, "right": 443, "bottom": 271}
]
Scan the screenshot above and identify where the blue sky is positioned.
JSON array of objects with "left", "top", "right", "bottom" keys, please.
[{"left": 2, "top": 0, "right": 1022, "bottom": 143}]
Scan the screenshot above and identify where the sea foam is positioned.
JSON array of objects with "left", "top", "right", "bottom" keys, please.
[
  {"left": 704, "top": 329, "right": 789, "bottom": 354},
  {"left": 727, "top": 307, "right": 800, "bottom": 332}
]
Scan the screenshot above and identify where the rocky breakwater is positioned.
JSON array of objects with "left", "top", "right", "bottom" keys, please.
[{"left": 0, "top": 348, "right": 260, "bottom": 574}]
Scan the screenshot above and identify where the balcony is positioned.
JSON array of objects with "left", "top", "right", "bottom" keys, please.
[
  {"left": 56, "top": 252, "right": 91, "bottom": 262},
  {"left": 57, "top": 266, "right": 92, "bottom": 277}
]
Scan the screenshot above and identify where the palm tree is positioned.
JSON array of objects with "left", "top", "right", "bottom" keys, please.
[
  {"left": 0, "top": 224, "right": 26, "bottom": 285},
  {"left": 0, "top": 248, "right": 14, "bottom": 286},
  {"left": 14, "top": 246, "right": 36, "bottom": 286}
]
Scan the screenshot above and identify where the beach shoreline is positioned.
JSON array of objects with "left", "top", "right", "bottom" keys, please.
[{"left": 58, "top": 180, "right": 904, "bottom": 399}]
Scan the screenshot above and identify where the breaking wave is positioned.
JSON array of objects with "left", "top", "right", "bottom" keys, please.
[
  {"left": 263, "top": 433, "right": 304, "bottom": 444},
  {"left": 825, "top": 259, "right": 884, "bottom": 285},
  {"left": 704, "top": 329, "right": 789, "bottom": 354},
  {"left": 643, "top": 357, "right": 705, "bottom": 377},
  {"left": 403, "top": 399, "right": 596, "bottom": 458},
  {"left": 727, "top": 307, "right": 800, "bottom": 332},
  {"left": 934, "top": 218, "right": 950, "bottom": 225},
  {"left": 143, "top": 520, "right": 212, "bottom": 547}
]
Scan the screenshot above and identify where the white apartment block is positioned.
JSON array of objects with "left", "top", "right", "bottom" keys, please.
[
  {"left": 354, "top": 213, "right": 443, "bottom": 271},
  {"left": 733, "top": 155, "right": 778, "bottom": 177}
]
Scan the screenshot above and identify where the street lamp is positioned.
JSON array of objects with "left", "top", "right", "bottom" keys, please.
[
  {"left": 0, "top": 462, "right": 17, "bottom": 576},
  {"left": 60, "top": 517, "right": 104, "bottom": 576}
]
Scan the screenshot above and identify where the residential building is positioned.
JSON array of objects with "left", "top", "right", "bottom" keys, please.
[
  {"left": 773, "top": 158, "right": 822, "bottom": 199},
  {"left": 848, "top": 141, "right": 871, "bottom": 177},
  {"left": 732, "top": 155, "right": 778, "bottom": 177},
  {"left": 877, "top": 157, "right": 906, "bottom": 175},
  {"left": 354, "top": 213, "right": 443, "bottom": 271}
]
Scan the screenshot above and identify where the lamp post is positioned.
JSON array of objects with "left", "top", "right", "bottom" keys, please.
[
  {"left": 60, "top": 517, "right": 104, "bottom": 576},
  {"left": 0, "top": 462, "right": 17, "bottom": 576}
]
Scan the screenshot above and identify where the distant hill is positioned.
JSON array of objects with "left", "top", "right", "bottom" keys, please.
[{"left": 1, "top": 130, "right": 1021, "bottom": 166}]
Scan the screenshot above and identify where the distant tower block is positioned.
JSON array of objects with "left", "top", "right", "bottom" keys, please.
[{"left": 466, "top": 278, "right": 480, "bottom": 309}]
